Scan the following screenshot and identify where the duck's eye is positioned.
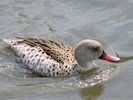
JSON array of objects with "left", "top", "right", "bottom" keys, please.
[{"left": 91, "top": 46, "right": 99, "bottom": 52}]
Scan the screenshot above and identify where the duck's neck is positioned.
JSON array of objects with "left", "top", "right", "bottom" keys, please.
[{"left": 77, "top": 60, "right": 94, "bottom": 71}]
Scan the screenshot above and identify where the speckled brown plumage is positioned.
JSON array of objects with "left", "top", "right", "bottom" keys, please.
[
  {"left": 3, "top": 37, "right": 82, "bottom": 76},
  {"left": 17, "top": 37, "right": 76, "bottom": 64}
]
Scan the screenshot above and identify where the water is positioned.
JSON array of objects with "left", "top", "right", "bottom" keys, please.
[{"left": 0, "top": 0, "right": 133, "bottom": 100}]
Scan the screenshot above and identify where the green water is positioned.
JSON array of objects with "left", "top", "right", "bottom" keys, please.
[{"left": 0, "top": 0, "right": 133, "bottom": 100}]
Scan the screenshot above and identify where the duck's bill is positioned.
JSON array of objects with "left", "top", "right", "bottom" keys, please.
[{"left": 99, "top": 51, "right": 120, "bottom": 62}]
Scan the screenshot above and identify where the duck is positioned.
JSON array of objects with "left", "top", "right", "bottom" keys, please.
[{"left": 3, "top": 37, "right": 120, "bottom": 77}]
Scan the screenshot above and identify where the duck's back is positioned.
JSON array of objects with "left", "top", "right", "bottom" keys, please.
[{"left": 3, "top": 37, "right": 80, "bottom": 76}]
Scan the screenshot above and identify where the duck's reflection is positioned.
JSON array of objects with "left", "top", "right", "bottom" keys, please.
[
  {"left": 79, "top": 63, "right": 118, "bottom": 100},
  {"left": 79, "top": 68, "right": 99, "bottom": 81},
  {"left": 80, "top": 83, "right": 104, "bottom": 100}
]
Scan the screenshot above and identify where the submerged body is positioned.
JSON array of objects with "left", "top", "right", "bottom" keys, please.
[{"left": 3, "top": 37, "right": 120, "bottom": 77}]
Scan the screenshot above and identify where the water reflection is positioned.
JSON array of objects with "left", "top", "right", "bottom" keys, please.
[
  {"left": 80, "top": 68, "right": 99, "bottom": 81},
  {"left": 80, "top": 84, "right": 104, "bottom": 100},
  {"left": 117, "top": 56, "right": 133, "bottom": 63}
]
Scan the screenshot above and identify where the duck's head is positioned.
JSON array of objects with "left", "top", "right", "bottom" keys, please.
[{"left": 74, "top": 39, "right": 120, "bottom": 69}]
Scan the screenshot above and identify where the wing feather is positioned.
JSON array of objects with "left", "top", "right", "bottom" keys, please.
[{"left": 17, "top": 37, "right": 76, "bottom": 64}]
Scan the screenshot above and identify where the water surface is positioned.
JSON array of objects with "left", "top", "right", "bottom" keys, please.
[{"left": 0, "top": 0, "right": 133, "bottom": 100}]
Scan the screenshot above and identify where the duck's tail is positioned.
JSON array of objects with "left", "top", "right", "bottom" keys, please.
[{"left": 3, "top": 38, "right": 23, "bottom": 46}]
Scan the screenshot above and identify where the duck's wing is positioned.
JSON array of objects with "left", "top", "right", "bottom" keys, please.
[{"left": 17, "top": 37, "right": 76, "bottom": 64}]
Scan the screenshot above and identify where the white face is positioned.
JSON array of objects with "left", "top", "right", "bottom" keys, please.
[
  {"left": 74, "top": 39, "right": 104, "bottom": 68},
  {"left": 86, "top": 44, "right": 103, "bottom": 60},
  {"left": 75, "top": 40, "right": 103, "bottom": 61}
]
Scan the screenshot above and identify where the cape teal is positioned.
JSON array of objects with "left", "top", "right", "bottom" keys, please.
[{"left": 3, "top": 37, "right": 120, "bottom": 77}]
